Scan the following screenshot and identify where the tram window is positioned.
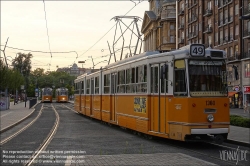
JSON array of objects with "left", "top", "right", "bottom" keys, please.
[
  {"left": 104, "top": 74, "right": 110, "bottom": 94},
  {"left": 142, "top": 65, "right": 147, "bottom": 93},
  {"left": 151, "top": 66, "right": 159, "bottom": 93},
  {"left": 86, "top": 79, "right": 90, "bottom": 94},
  {"left": 136, "top": 67, "right": 139, "bottom": 83},
  {"left": 161, "top": 64, "right": 168, "bottom": 93},
  {"left": 175, "top": 70, "right": 186, "bottom": 93},
  {"left": 95, "top": 76, "right": 99, "bottom": 94},
  {"left": 174, "top": 60, "right": 187, "bottom": 95},
  {"left": 151, "top": 67, "right": 153, "bottom": 93},
  {"left": 117, "top": 70, "right": 125, "bottom": 93},
  {"left": 91, "top": 78, "right": 94, "bottom": 94},
  {"left": 132, "top": 68, "right": 135, "bottom": 83},
  {"left": 81, "top": 81, "right": 84, "bottom": 94},
  {"left": 131, "top": 68, "right": 136, "bottom": 93},
  {"left": 126, "top": 69, "right": 131, "bottom": 93},
  {"left": 144, "top": 65, "right": 147, "bottom": 82},
  {"left": 154, "top": 66, "right": 159, "bottom": 93},
  {"left": 137, "top": 65, "right": 147, "bottom": 93}
]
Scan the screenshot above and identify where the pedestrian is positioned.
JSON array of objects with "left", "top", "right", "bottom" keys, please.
[{"left": 244, "top": 100, "right": 249, "bottom": 113}]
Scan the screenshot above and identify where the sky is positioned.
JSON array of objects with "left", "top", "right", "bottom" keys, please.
[{"left": 1, "top": 0, "right": 149, "bottom": 71}]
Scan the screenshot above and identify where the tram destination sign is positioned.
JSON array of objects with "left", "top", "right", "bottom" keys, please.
[{"left": 190, "top": 44, "right": 205, "bottom": 57}]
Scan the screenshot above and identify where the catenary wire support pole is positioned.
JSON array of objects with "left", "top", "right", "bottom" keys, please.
[
  {"left": 107, "top": 41, "right": 112, "bottom": 65},
  {"left": 108, "top": 16, "right": 143, "bottom": 62},
  {"left": 1, "top": 37, "right": 9, "bottom": 68}
]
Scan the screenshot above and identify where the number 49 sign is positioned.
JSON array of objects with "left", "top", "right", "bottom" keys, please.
[{"left": 190, "top": 44, "right": 205, "bottom": 57}]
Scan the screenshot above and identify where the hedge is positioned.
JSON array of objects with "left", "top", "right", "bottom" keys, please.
[{"left": 230, "top": 115, "right": 250, "bottom": 128}]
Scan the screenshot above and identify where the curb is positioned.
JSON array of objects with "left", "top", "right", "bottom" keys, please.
[
  {"left": 0, "top": 102, "right": 40, "bottom": 133},
  {"left": 225, "top": 139, "right": 250, "bottom": 147}
]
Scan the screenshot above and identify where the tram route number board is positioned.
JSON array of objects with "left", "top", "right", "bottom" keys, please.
[{"left": 190, "top": 44, "right": 205, "bottom": 57}]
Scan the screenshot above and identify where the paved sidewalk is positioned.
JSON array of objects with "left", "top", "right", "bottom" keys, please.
[
  {"left": 228, "top": 125, "right": 250, "bottom": 144},
  {"left": 0, "top": 101, "right": 35, "bottom": 131},
  {"left": 230, "top": 108, "right": 250, "bottom": 119},
  {"left": 66, "top": 153, "right": 216, "bottom": 166}
]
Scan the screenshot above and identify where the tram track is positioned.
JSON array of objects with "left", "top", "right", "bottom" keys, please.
[
  {"left": 25, "top": 104, "right": 60, "bottom": 166},
  {"left": 0, "top": 103, "right": 60, "bottom": 166},
  {"left": 0, "top": 104, "right": 44, "bottom": 145}
]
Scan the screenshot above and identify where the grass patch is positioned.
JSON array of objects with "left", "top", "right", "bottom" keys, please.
[{"left": 230, "top": 115, "right": 250, "bottom": 128}]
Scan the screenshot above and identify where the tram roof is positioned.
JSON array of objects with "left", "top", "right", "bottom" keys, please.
[{"left": 104, "top": 51, "right": 160, "bottom": 68}]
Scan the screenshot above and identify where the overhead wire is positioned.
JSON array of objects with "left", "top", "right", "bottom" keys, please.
[
  {"left": 1, "top": 1, "right": 145, "bottom": 70},
  {"left": 76, "top": 0, "right": 145, "bottom": 60},
  {"left": 43, "top": 0, "right": 53, "bottom": 70}
]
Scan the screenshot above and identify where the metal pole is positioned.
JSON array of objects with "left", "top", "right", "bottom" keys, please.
[{"left": 2, "top": 37, "right": 9, "bottom": 68}]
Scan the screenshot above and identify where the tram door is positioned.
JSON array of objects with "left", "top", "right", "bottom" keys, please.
[
  {"left": 150, "top": 63, "right": 167, "bottom": 133},
  {"left": 90, "top": 77, "right": 94, "bottom": 116},
  {"left": 110, "top": 72, "right": 117, "bottom": 122}
]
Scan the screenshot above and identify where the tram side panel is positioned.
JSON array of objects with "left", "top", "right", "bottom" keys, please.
[
  {"left": 92, "top": 95, "right": 102, "bottom": 120},
  {"left": 74, "top": 94, "right": 81, "bottom": 113},
  {"left": 80, "top": 94, "right": 86, "bottom": 115},
  {"left": 101, "top": 95, "right": 111, "bottom": 123},
  {"left": 116, "top": 95, "right": 149, "bottom": 133},
  {"left": 85, "top": 95, "right": 92, "bottom": 116}
]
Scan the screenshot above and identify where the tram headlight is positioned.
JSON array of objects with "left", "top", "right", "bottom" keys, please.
[{"left": 207, "top": 114, "right": 214, "bottom": 122}]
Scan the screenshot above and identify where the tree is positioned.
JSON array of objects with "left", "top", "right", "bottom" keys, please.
[
  {"left": 12, "top": 52, "right": 33, "bottom": 95},
  {"left": 32, "top": 68, "right": 45, "bottom": 77},
  {"left": 0, "top": 59, "right": 24, "bottom": 94},
  {"left": 12, "top": 52, "right": 33, "bottom": 84}
]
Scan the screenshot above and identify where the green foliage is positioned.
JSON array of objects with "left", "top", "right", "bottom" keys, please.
[
  {"left": 0, "top": 60, "right": 24, "bottom": 93},
  {"left": 230, "top": 115, "right": 250, "bottom": 128},
  {"left": 28, "top": 69, "right": 76, "bottom": 97}
]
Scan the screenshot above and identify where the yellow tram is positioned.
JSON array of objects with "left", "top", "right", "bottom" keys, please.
[
  {"left": 41, "top": 87, "right": 53, "bottom": 103},
  {"left": 55, "top": 87, "right": 69, "bottom": 103},
  {"left": 74, "top": 44, "right": 229, "bottom": 144}
]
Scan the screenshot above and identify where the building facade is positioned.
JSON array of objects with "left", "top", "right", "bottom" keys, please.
[
  {"left": 241, "top": 0, "right": 250, "bottom": 108},
  {"left": 56, "top": 63, "right": 88, "bottom": 76},
  {"left": 141, "top": 0, "right": 250, "bottom": 107},
  {"left": 174, "top": 0, "right": 250, "bottom": 108},
  {"left": 141, "top": 0, "right": 176, "bottom": 52}
]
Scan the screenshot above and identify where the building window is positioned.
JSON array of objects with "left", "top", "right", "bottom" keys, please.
[
  {"left": 170, "top": 24, "right": 174, "bottom": 30},
  {"left": 229, "top": 46, "right": 233, "bottom": 57},
  {"left": 170, "top": 35, "right": 175, "bottom": 43},
  {"left": 208, "top": 36, "right": 212, "bottom": 45},
  {"left": 208, "top": 1, "right": 211, "bottom": 10},
  {"left": 245, "top": 63, "right": 250, "bottom": 78},
  {"left": 215, "top": 0, "right": 218, "bottom": 6},
  {"left": 215, "top": 32, "right": 218, "bottom": 42},
  {"left": 235, "top": 4, "right": 238, "bottom": 15},
  {"left": 227, "top": 67, "right": 233, "bottom": 82},
  {"left": 235, "top": 25, "right": 239, "bottom": 36}
]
